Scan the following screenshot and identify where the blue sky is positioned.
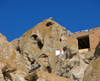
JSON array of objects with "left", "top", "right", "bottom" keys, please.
[{"left": 0, "top": 0, "right": 100, "bottom": 42}]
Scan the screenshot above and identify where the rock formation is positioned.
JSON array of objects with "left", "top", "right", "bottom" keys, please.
[
  {"left": 83, "top": 42, "right": 100, "bottom": 81},
  {"left": 36, "top": 71, "right": 74, "bottom": 81},
  {"left": 66, "top": 30, "right": 72, "bottom": 34},
  {"left": 0, "top": 33, "right": 28, "bottom": 81},
  {"left": 11, "top": 17, "right": 67, "bottom": 73},
  {"left": 54, "top": 45, "right": 88, "bottom": 81},
  {"left": 0, "top": 18, "right": 75, "bottom": 81},
  {"left": 1, "top": 18, "right": 99, "bottom": 81}
]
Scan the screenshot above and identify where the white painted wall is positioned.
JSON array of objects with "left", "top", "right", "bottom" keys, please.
[{"left": 55, "top": 50, "right": 64, "bottom": 56}]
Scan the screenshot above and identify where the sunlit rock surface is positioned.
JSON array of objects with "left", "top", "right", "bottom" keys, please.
[
  {"left": 54, "top": 45, "right": 88, "bottom": 81},
  {"left": 11, "top": 18, "right": 67, "bottom": 73},
  {"left": 0, "top": 33, "right": 28, "bottom": 81}
]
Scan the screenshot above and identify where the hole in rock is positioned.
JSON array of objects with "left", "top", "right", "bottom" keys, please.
[
  {"left": 39, "top": 54, "right": 52, "bottom": 73},
  {"left": 31, "top": 59, "right": 36, "bottom": 65},
  {"left": 30, "top": 34, "right": 37, "bottom": 40},
  {"left": 17, "top": 47, "right": 21, "bottom": 54},
  {"left": 37, "top": 40, "right": 44, "bottom": 49},
  {"left": 31, "top": 34, "right": 44, "bottom": 49},
  {"left": 60, "top": 39, "right": 62, "bottom": 42},
  {"left": 46, "top": 66, "right": 52, "bottom": 73},
  {"left": 46, "top": 22, "right": 52, "bottom": 26},
  {"left": 39, "top": 54, "right": 48, "bottom": 58}
]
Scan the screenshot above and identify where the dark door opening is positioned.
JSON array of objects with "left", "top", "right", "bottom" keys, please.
[{"left": 77, "top": 35, "right": 90, "bottom": 49}]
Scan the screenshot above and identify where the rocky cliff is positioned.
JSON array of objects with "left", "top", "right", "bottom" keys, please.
[
  {"left": 0, "top": 18, "right": 100, "bottom": 81},
  {"left": 11, "top": 17, "right": 67, "bottom": 73},
  {"left": 0, "top": 18, "right": 74, "bottom": 81}
]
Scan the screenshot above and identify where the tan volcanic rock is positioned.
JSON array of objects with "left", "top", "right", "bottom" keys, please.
[
  {"left": 83, "top": 57, "right": 100, "bottom": 81},
  {"left": 10, "top": 38, "right": 19, "bottom": 50},
  {"left": 14, "top": 18, "right": 67, "bottom": 72},
  {"left": 0, "top": 33, "right": 28, "bottom": 81},
  {"left": 54, "top": 45, "right": 88, "bottom": 81},
  {"left": 66, "top": 30, "right": 71, "bottom": 34},
  {"left": 83, "top": 42, "right": 100, "bottom": 81},
  {"left": 37, "top": 71, "right": 75, "bottom": 81},
  {"left": 0, "top": 33, "right": 7, "bottom": 40}
]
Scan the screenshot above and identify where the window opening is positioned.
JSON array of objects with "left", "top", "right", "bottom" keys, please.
[{"left": 77, "top": 35, "right": 90, "bottom": 49}]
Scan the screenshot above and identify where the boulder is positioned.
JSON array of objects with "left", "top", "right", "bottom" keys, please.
[
  {"left": 83, "top": 42, "right": 100, "bottom": 81},
  {"left": 0, "top": 33, "right": 28, "bottom": 81},
  {"left": 54, "top": 45, "right": 88, "bottom": 81}
]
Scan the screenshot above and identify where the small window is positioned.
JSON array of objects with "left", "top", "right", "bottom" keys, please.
[
  {"left": 55, "top": 50, "right": 64, "bottom": 56},
  {"left": 77, "top": 35, "right": 90, "bottom": 49}
]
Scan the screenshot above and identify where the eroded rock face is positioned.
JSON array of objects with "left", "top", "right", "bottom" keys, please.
[
  {"left": 83, "top": 57, "right": 100, "bottom": 81},
  {"left": 10, "top": 38, "right": 19, "bottom": 50},
  {"left": 54, "top": 45, "right": 88, "bottom": 81},
  {"left": 0, "top": 33, "right": 28, "bottom": 81},
  {"left": 83, "top": 43, "right": 100, "bottom": 81},
  {"left": 37, "top": 71, "right": 74, "bottom": 81},
  {"left": 66, "top": 30, "right": 71, "bottom": 34},
  {"left": 12, "top": 18, "right": 67, "bottom": 72}
]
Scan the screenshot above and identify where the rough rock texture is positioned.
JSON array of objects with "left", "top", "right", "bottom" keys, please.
[
  {"left": 37, "top": 71, "right": 75, "bottom": 81},
  {"left": 2, "top": 18, "right": 96, "bottom": 81},
  {"left": 83, "top": 42, "right": 100, "bottom": 81},
  {"left": 0, "top": 33, "right": 28, "bottom": 81},
  {"left": 11, "top": 18, "right": 67, "bottom": 72},
  {"left": 81, "top": 51, "right": 94, "bottom": 64},
  {"left": 10, "top": 39, "right": 19, "bottom": 50},
  {"left": 0, "top": 34, "right": 26, "bottom": 65},
  {"left": 66, "top": 30, "right": 71, "bottom": 34},
  {"left": 54, "top": 45, "right": 88, "bottom": 81}
]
